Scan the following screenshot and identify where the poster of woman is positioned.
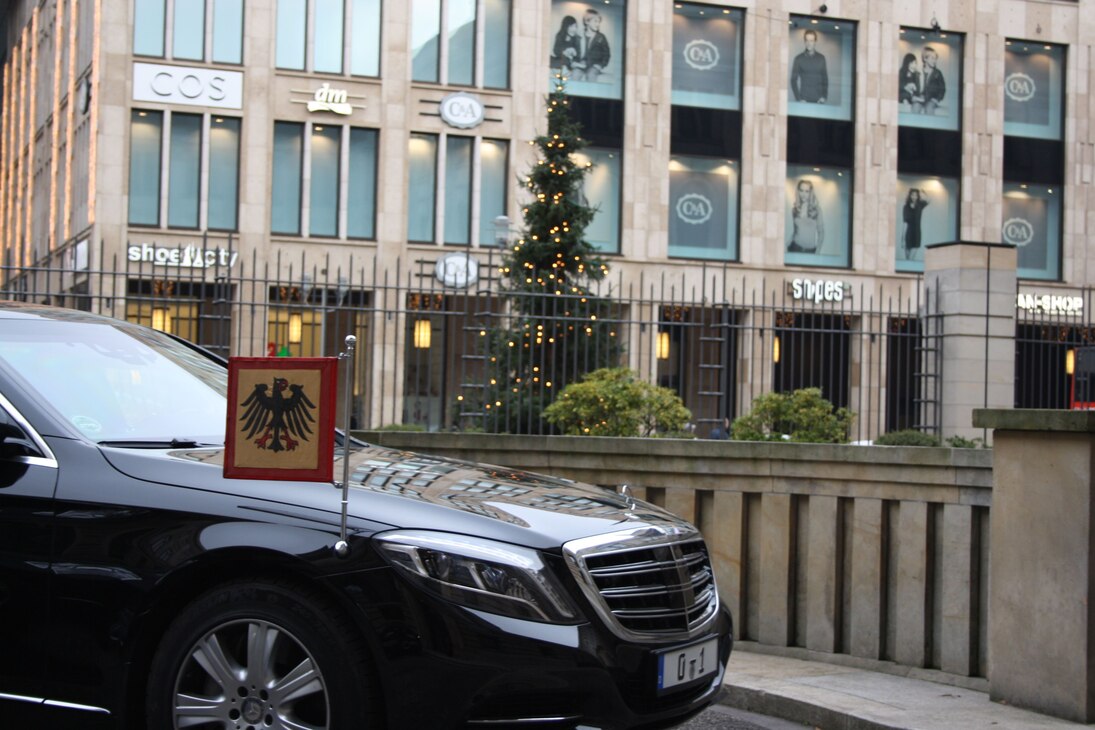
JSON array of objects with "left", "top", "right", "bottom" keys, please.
[
  {"left": 785, "top": 165, "right": 851, "bottom": 268},
  {"left": 549, "top": 1, "right": 626, "bottom": 100},
  {"left": 898, "top": 30, "right": 962, "bottom": 131},
  {"left": 895, "top": 175, "right": 959, "bottom": 272}
]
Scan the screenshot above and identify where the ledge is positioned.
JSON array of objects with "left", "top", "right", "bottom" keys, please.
[{"left": 973, "top": 408, "right": 1095, "bottom": 433}]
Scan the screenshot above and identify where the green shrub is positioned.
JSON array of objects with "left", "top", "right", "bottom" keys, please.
[
  {"left": 731, "top": 388, "right": 854, "bottom": 444},
  {"left": 875, "top": 429, "right": 941, "bottom": 447},
  {"left": 542, "top": 367, "right": 691, "bottom": 437},
  {"left": 377, "top": 423, "right": 427, "bottom": 432},
  {"left": 944, "top": 434, "right": 986, "bottom": 449}
]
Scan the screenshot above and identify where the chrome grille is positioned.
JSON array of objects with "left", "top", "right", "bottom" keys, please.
[{"left": 564, "top": 527, "right": 719, "bottom": 642}]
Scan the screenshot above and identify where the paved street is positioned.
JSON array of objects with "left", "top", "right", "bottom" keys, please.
[{"left": 677, "top": 703, "right": 809, "bottom": 730}]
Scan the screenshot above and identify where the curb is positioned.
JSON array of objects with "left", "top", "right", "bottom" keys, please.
[{"left": 720, "top": 684, "right": 907, "bottom": 730}]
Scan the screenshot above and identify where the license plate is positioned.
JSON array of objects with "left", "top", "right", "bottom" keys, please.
[{"left": 656, "top": 637, "right": 718, "bottom": 691}]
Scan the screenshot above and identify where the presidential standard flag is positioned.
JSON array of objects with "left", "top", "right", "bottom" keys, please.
[{"left": 224, "top": 357, "right": 338, "bottom": 482}]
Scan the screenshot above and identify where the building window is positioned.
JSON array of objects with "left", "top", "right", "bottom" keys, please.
[
  {"left": 271, "top": 122, "right": 379, "bottom": 239},
  {"left": 128, "top": 111, "right": 163, "bottom": 226},
  {"left": 133, "top": 0, "right": 244, "bottom": 64},
  {"left": 549, "top": 0, "right": 625, "bottom": 100},
  {"left": 785, "top": 164, "right": 851, "bottom": 268},
  {"left": 479, "top": 139, "right": 508, "bottom": 245},
  {"left": 787, "top": 16, "right": 855, "bottom": 122},
  {"left": 408, "top": 133, "right": 439, "bottom": 242},
  {"left": 209, "top": 117, "right": 242, "bottom": 230},
  {"left": 129, "top": 110, "right": 242, "bottom": 231},
  {"left": 669, "top": 156, "right": 739, "bottom": 261},
  {"left": 167, "top": 114, "right": 202, "bottom": 228},
  {"left": 1004, "top": 41, "right": 1065, "bottom": 141},
  {"left": 348, "top": 129, "right": 379, "bottom": 239},
  {"left": 407, "top": 134, "right": 509, "bottom": 246},
  {"left": 671, "top": 3, "right": 743, "bottom": 111},
  {"left": 1004, "top": 183, "right": 1061, "bottom": 281},
  {"left": 573, "top": 147, "right": 621, "bottom": 253},
  {"left": 895, "top": 174, "right": 958, "bottom": 273},
  {"left": 412, "top": 0, "right": 511, "bottom": 88},
  {"left": 276, "top": 0, "right": 381, "bottom": 76},
  {"left": 898, "top": 28, "right": 962, "bottom": 132}
]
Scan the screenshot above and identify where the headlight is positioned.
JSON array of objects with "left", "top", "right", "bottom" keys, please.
[{"left": 375, "top": 531, "right": 580, "bottom": 624}]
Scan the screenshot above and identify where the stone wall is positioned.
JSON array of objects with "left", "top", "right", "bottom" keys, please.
[{"left": 358, "top": 431, "right": 993, "bottom": 686}]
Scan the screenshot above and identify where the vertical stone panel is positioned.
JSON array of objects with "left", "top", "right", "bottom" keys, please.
[
  {"left": 941, "top": 503, "right": 975, "bottom": 676},
  {"left": 806, "top": 495, "right": 839, "bottom": 653},
  {"left": 712, "top": 491, "right": 745, "bottom": 640},
  {"left": 759, "top": 493, "right": 793, "bottom": 646},
  {"left": 850, "top": 498, "right": 883, "bottom": 659},
  {"left": 665, "top": 486, "right": 696, "bottom": 524},
  {"left": 895, "top": 500, "right": 929, "bottom": 668}
]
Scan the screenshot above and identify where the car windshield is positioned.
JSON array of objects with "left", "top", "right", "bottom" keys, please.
[{"left": 0, "top": 317, "right": 227, "bottom": 444}]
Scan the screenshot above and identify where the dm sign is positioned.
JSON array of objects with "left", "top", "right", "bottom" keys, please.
[{"left": 225, "top": 358, "right": 338, "bottom": 482}]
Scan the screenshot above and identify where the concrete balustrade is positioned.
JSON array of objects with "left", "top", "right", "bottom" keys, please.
[{"left": 359, "top": 432, "right": 994, "bottom": 687}]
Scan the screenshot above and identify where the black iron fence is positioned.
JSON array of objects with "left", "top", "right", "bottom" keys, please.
[{"left": 7, "top": 238, "right": 1084, "bottom": 439}]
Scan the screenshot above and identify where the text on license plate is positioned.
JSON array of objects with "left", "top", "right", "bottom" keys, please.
[{"left": 657, "top": 637, "right": 718, "bottom": 690}]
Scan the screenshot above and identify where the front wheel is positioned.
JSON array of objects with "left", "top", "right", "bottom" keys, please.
[{"left": 146, "top": 579, "right": 381, "bottom": 729}]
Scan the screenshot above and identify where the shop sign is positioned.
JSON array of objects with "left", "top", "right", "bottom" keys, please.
[
  {"left": 307, "top": 83, "right": 352, "bottom": 115},
  {"left": 435, "top": 252, "right": 479, "bottom": 289},
  {"left": 132, "top": 62, "right": 242, "bottom": 109},
  {"left": 127, "top": 242, "right": 239, "bottom": 269},
  {"left": 789, "top": 278, "right": 848, "bottom": 304},
  {"left": 439, "top": 92, "right": 485, "bottom": 129},
  {"left": 1017, "top": 292, "right": 1083, "bottom": 316}
]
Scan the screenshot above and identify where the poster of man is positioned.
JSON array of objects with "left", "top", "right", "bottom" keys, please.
[
  {"left": 787, "top": 18, "right": 855, "bottom": 121},
  {"left": 785, "top": 165, "right": 851, "bottom": 268},
  {"left": 898, "top": 30, "right": 962, "bottom": 131},
  {"left": 550, "top": 1, "right": 625, "bottom": 100},
  {"left": 790, "top": 29, "right": 828, "bottom": 104}
]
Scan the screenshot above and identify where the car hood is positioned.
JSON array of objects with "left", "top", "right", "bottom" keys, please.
[{"left": 98, "top": 443, "right": 687, "bottom": 549}]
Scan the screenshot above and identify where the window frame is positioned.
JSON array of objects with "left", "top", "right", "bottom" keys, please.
[
  {"left": 133, "top": 0, "right": 245, "bottom": 65},
  {"left": 412, "top": 0, "right": 512, "bottom": 90},
  {"left": 276, "top": 0, "right": 384, "bottom": 78}
]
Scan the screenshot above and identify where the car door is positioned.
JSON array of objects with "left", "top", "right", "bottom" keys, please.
[{"left": 0, "top": 395, "right": 58, "bottom": 700}]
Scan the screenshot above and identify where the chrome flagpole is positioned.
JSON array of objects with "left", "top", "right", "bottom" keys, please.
[{"left": 334, "top": 334, "right": 356, "bottom": 557}]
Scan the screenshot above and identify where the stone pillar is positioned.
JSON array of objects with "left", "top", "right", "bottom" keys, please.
[
  {"left": 849, "top": 498, "right": 884, "bottom": 659},
  {"left": 974, "top": 409, "right": 1095, "bottom": 722},
  {"left": 805, "top": 496, "right": 839, "bottom": 653},
  {"left": 924, "top": 242, "right": 1016, "bottom": 442},
  {"left": 758, "top": 494, "right": 793, "bottom": 646},
  {"left": 712, "top": 492, "right": 745, "bottom": 640}
]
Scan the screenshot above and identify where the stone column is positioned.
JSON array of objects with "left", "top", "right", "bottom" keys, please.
[
  {"left": 924, "top": 242, "right": 1016, "bottom": 442},
  {"left": 974, "top": 408, "right": 1095, "bottom": 722}
]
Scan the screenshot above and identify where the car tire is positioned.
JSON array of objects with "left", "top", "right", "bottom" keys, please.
[{"left": 146, "top": 579, "right": 382, "bottom": 729}]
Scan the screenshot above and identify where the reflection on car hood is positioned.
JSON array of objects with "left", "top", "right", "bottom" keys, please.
[{"left": 99, "top": 443, "right": 686, "bottom": 548}]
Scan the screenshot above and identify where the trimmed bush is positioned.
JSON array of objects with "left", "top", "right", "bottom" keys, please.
[
  {"left": 542, "top": 367, "right": 691, "bottom": 437},
  {"left": 731, "top": 388, "right": 854, "bottom": 444},
  {"left": 875, "top": 429, "right": 941, "bottom": 447}
]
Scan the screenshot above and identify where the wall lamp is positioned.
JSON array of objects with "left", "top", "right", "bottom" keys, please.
[
  {"left": 656, "top": 330, "right": 671, "bottom": 360},
  {"left": 288, "top": 312, "right": 303, "bottom": 344},
  {"left": 414, "top": 319, "right": 432, "bottom": 349}
]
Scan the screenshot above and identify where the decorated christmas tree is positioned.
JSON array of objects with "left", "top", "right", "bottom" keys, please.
[{"left": 471, "top": 78, "right": 623, "bottom": 433}]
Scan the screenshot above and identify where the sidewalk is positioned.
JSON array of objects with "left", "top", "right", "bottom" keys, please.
[{"left": 721, "top": 650, "right": 1088, "bottom": 730}]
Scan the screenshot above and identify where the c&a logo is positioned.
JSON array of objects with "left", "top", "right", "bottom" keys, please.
[
  {"left": 1005, "top": 73, "right": 1036, "bottom": 102},
  {"left": 676, "top": 193, "right": 713, "bottom": 225},
  {"left": 683, "top": 39, "right": 719, "bottom": 70},
  {"left": 1003, "top": 217, "right": 1035, "bottom": 247}
]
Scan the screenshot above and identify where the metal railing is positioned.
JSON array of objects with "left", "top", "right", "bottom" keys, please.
[{"left": 1, "top": 238, "right": 951, "bottom": 440}]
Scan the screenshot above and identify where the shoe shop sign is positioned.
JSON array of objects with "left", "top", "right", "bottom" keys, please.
[
  {"left": 127, "top": 242, "right": 240, "bottom": 269},
  {"left": 788, "top": 278, "right": 850, "bottom": 304}
]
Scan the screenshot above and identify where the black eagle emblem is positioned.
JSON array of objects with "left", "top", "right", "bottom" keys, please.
[{"left": 239, "top": 377, "right": 317, "bottom": 452}]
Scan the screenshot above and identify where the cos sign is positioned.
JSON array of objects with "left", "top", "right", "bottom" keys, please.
[{"left": 133, "top": 62, "right": 243, "bottom": 110}]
